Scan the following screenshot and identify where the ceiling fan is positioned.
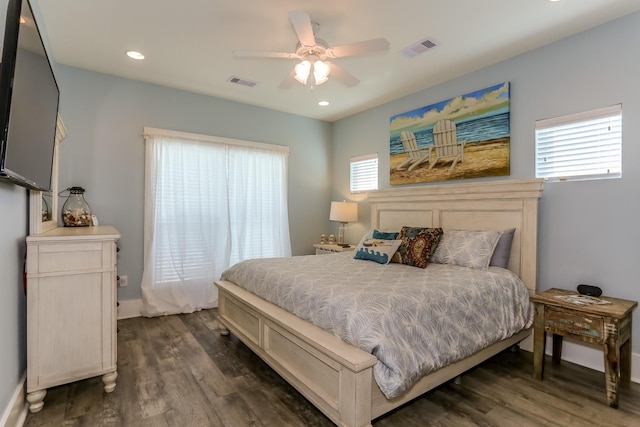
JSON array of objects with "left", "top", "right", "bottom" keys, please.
[{"left": 233, "top": 10, "right": 390, "bottom": 88}]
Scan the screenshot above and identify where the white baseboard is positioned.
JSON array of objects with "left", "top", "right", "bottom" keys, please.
[
  {"left": 117, "top": 298, "right": 142, "bottom": 319},
  {"left": 519, "top": 334, "right": 639, "bottom": 383},
  {"left": 0, "top": 374, "right": 27, "bottom": 427}
]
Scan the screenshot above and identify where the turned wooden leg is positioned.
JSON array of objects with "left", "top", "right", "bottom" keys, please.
[
  {"left": 26, "top": 389, "right": 47, "bottom": 413},
  {"left": 533, "top": 303, "right": 546, "bottom": 380},
  {"left": 102, "top": 371, "right": 118, "bottom": 393}
]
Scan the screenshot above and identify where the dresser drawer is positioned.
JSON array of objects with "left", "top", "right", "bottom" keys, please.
[
  {"left": 544, "top": 306, "right": 603, "bottom": 340},
  {"left": 29, "top": 241, "right": 116, "bottom": 274}
]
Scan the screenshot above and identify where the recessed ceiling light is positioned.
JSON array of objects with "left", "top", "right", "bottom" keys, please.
[
  {"left": 126, "top": 50, "right": 145, "bottom": 60},
  {"left": 318, "top": 100, "right": 329, "bottom": 106}
]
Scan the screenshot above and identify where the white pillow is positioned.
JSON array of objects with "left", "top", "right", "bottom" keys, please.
[{"left": 430, "top": 229, "right": 502, "bottom": 269}]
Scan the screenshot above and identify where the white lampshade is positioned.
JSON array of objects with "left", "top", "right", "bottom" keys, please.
[
  {"left": 313, "top": 60, "right": 330, "bottom": 85},
  {"left": 294, "top": 60, "right": 330, "bottom": 86},
  {"left": 294, "top": 60, "right": 311, "bottom": 85},
  {"left": 329, "top": 201, "right": 358, "bottom": 223}
]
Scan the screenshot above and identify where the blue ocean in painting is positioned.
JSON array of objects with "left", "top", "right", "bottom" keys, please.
[{"left": 390, "top": 111, "right": 510, "bottom": 155}]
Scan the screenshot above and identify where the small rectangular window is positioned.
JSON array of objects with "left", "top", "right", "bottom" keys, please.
[
  {"left": 350, "top": 153, "right": 378, "bottom": 193},
  {"left": 535, "top": 104, "right": 621, "bottom": 181}
]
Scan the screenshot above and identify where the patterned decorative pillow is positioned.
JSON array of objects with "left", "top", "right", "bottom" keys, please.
[
  {"left": 372, "top": 229, "right": 400, "bottom": 240},
  {"left": 390, "top": 227, "right": 443, "bottom": 268},
  {"left": 430, "top": 229, "right": 502, "bottom": 269},
  {"left": 353, "top": 239, "right": 402, "bottom": 265}
]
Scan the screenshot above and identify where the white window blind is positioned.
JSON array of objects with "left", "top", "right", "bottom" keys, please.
[
  {"left": 350, "top": 153, "right": 378, "bottom": 193},
  {"left": 535, "top": 104, "right": 622, "bottom": 181}
]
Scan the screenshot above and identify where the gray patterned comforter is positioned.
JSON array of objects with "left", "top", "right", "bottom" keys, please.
[{"left": 220, "top": 252, "right": 533, "bottom": 398}]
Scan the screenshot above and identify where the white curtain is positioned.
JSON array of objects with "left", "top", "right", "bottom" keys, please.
[{"left": 141, "top": 128, "right": 291, "bottom": 317}]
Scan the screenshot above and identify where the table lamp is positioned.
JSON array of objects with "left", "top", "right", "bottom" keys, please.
[{"left": 329, "top": 201, "right": 358, "bottom": 246}]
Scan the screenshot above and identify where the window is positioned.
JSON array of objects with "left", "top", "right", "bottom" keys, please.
[
  {"left": 350, "top": 153, "right": 378, "bottom": 193},
  {"left": 141, "top": 127, "right": 291, "bottom": 316},
  {"left": 535, "top": 104, "right": 622, "bottom": 181}
]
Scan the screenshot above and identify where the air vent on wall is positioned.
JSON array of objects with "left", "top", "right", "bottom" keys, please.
[
  {"left": 227, "top": 76, "right": 257, "bottom": 87},
  {"left": 401, "top": 38, "right": 438, "bottom": 58}
]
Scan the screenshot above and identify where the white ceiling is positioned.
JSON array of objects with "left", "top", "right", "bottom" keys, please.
[{"left": 35, "top": 0, "right": 640, "bottom": 122}]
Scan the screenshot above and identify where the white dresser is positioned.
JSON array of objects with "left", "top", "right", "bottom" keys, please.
[{"left": 25, "top": 225, "right": 121, "bottom": 413}]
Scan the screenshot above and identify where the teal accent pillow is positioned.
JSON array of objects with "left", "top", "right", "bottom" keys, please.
[
  {"left": 372, "top": 229, "right": 399, "bottom": 240},
  {"left": 354, "top": 239, "right": 402, "bottom": 265}
]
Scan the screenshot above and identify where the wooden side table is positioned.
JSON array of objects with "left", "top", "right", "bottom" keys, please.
[
  {"left": 531, "top": 288, "right": 637, "bottom": 408},
  {"left": 313, "top": 243, "right": 355, "bottom": 255}
]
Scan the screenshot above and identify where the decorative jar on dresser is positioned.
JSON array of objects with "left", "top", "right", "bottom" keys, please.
[{"left": 25, "top": 225, "right": 121, "bottom": 413}]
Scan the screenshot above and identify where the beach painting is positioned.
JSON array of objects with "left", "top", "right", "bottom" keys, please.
[{"left": 389, "top": 82, "right": 510, "bottom": 185}]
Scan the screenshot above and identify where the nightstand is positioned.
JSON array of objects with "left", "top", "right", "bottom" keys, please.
[
  {"left": 531, "top": 288, "right": 637, "bottom": 408},
  {"left": 313, "top": 243, "right": 355, "bottom": 255}
]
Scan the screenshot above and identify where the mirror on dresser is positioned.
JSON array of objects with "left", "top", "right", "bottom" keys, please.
[{"left": 29, "top": 114, "right": 67, "bottom": 234}]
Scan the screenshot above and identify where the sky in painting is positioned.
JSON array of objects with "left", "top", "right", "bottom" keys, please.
[{"left": 389, "top": 82, "right": 510, "bottom": 137}]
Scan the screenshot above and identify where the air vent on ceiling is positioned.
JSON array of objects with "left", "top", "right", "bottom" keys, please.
[
  {"left": 227, "top": 76, "right": 257, "bottom": 87},
  {"left": 401, "top": 38, "right": 438, "bottom": 58}
]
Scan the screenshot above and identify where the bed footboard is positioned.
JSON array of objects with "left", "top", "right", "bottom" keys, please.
[{"left": 216, "top": 280, "right": 378, "bottom": 427}]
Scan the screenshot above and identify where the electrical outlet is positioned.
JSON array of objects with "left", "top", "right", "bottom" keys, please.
[{"left": 119, "top": 275, "right": 128, "bottom": 287}]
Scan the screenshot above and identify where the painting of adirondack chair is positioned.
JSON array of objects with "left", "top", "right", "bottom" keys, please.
[
  {"left": 396, "top": 131, "right": 432, "bottom": 172},
  {"left": 430, "top": 119, "right": 466, "bottom": 171},
  {"left": 389, "top": 82, "right": 510, "bottom": 185}
]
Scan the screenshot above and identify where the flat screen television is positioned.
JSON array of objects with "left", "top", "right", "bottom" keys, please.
[{"left": 0, "top": 0, "right": 59, "bottom": 191}]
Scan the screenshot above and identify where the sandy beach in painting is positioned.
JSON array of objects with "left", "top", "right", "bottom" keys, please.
[{"left": 390, "top": 138, "right": 510, "bottom": 185}]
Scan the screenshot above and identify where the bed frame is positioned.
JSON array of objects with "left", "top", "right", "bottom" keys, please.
[{"left": 215, "top": 179, "right": 543, "bottom": 427}]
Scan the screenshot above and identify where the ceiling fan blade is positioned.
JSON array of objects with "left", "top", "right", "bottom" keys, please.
[
  {"left": 328, "top": 63, "right": 359, "bottom": 87},
  {"left": 233, "top": 50, "right": 297, "bottom": 59},
  {"left": 327, "top": 38, "right": 390, "bottom": 58},
  {"left": 278, "top": 69, "right": 296, "bottom": 89},
  {"left": 288, "top": 10, "right": 316, "bottom": 47}
]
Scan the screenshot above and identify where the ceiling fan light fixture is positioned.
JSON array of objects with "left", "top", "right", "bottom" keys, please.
[
  {"left": 313, "top": 60, "right": 330, "bottom": 85},
  {"left": 294, "top": 60, "right": 311, "bottom": 84}
]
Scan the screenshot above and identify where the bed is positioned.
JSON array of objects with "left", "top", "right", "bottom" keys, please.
[{"left": 215, "top": 178, "right": 543, "bottom": 427}]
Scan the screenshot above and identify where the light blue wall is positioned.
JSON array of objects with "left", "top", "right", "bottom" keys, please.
[
  {"left": 0, "top": 184, "right": 28, "bottom": 421},
  {"left": 333, "top": 12, "right": 640, "bottom": 351},
  {"left": 0, "top": 0, "right": 28, "bottom": 416},
  {"left": 55, "top": 66, "right": 333, "bottom": 301}
]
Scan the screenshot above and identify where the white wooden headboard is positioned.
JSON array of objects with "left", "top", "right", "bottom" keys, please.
[{"left": 367, "top": 179, "right": 544, "bottom": 295}]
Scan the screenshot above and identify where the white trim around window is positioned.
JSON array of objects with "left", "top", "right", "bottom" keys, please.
[
  {"left": 143, "top": 127, "right": 290, "bottom": 154},
  {"left": 535, "top": 104, "right": 622, "bottom": 182},
  {"left": 350, "top": 153, "right": 378, "bottom": 193}
]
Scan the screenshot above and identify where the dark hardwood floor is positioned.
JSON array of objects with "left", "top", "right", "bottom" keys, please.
[{"left": 24, "top": 309, "right": 640, "bottom": 426}]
